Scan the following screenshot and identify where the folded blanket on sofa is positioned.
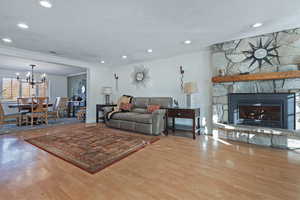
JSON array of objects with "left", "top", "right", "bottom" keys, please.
[{"left": 106, "top": 95, "right": 133, "bottom": 120}]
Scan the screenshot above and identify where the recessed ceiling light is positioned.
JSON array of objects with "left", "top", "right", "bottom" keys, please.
[
  {"left": 184, "top": 40, "right": 192, "bottom": 44},
  {"left": 147, "top": 49, "right": 153, "bottom": 53},
  {"left": 122, "top": 55, "right": 127, "bottom": 59},
  {"left": 49, "top": 50, "right": 57, "bottom": 54},
  {"left": 2, "top": 38, "right": 12, "bottom": 43},
  {"left": 39, "top": 0, "right": 52, "bottom": 8},
  {"left": 17, "top": 23, "right": 29, "bottom": 29},
  {"left": 252, "top": 22, "right": 263, "bottom": 28},
  {"left": 101, "top": 60, "right": 105, "bottom": 64}
]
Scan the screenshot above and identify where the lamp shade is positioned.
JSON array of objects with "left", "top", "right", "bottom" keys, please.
[
  {"left": 102, "top": 87, "right": 112, "bottom": 95},
  {"left": 183, "top": 82, "right": 198, "bottom": 94}
]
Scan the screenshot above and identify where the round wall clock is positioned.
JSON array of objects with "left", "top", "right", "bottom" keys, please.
[
  {"left": 136, "top": 72, "right": 144, "bottom": 81},
  {"left": 131, "top": 65, "right": 150, "bottom": 88}
]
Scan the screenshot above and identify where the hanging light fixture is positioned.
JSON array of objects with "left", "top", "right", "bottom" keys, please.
[{"left": 16, "top": 64, "right": 47, "bottom": 88}]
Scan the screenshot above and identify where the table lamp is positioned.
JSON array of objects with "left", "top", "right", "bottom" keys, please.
[
  {"left": 102, "top": 87, "right": 112, "bottom": 105},
  {"left": 183, "top": 82, "right": 198, "bottom": 107}
]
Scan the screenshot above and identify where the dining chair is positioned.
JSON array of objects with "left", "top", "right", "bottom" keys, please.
[
  {"left": 27, "top": 97, "right": 49, "bottom": 126},
  {"left": 48, "top": 97, "right": 68, "bottom": 120},
  {"left": 17, "top": 97, "right": 31, "bottom": 104},
  {"left": 0, "top": 102, "right": 25, "bottom": 126},
  {"left": 77, "top": 106, "right": 86, "bottom": 121},
  {"left": 17, "top": 97, "right": 31, "bottom": 112}
]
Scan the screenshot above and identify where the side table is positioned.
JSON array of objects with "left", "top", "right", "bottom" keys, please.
[
  {"left": 166, "top": 107, "right": 201, "bottom": 139},
  {"left": 96, "top": 104, "right": 116, "bottom": 123}
]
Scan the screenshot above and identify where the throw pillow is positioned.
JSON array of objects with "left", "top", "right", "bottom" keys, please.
[
  {"left": 147, "top": 105, "right": 160, "bottom": 113},
  {"left": 120, "top": 103, "right": 133, "bottom": 111}
]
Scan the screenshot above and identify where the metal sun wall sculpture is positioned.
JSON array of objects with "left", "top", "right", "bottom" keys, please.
[
  {"left": 243, "top": 38, "right": 280, "bottom": 69},
  {"left": 131, "top": 65, "right": 150, "bottom": 88}
]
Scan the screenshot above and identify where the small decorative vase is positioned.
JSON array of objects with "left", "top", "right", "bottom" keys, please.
[{"left": 219, "top": 69, "right": 226, "bottom": 76}]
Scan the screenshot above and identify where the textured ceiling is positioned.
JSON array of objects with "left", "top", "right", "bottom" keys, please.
[{"left": 0, "top": 0, "right": 300, "bottom": 67}]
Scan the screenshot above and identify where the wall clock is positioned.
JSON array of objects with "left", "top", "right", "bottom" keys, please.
[
  {"left": 243, "top": 38, "right": 280, "bottom": 68},
  {"left": 131, "top": 65, "right": 150, "bottom": 88}
]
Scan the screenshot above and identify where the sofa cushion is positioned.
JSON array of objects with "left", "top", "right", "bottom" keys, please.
[
  {"left": 132, "top": 97, "right": 150, "bottom": 108},
  {"left": 133, "top": 114, "right": 152, "bottom": 124},
  {"left": 111, "top": 112, "right": 152, "bottom": 124},
  {"left": 131, "top": 108, "right": 149, "bottom": 114},
  {"left": 149, "top": 97, "right": 173, "bottom": 108},
  {"left": 120, "top": 103, "right": 133, "bottom": 111},
  {"left": 147, "top": 105, "right": 160, "bottom": 113},
  {"left": 111, "top": 112, "right": 138, "bottom": 121}
]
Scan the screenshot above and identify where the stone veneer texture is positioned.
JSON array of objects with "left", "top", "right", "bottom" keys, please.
[{"left": 212, "top": 28, "right": 300, "bottom": 130}]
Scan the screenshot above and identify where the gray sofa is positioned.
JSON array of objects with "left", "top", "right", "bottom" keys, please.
[{"left": 104, "top": 97, "right": 172, "bottom": 135}]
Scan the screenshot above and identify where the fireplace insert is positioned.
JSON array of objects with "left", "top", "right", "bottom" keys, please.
[{"left": 228, "top": 93, "right": 295, "bottom": 130}]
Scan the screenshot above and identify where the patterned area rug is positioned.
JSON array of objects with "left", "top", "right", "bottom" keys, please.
[{"left": 25, "top": 127, "right": 159, "bottom": 174}]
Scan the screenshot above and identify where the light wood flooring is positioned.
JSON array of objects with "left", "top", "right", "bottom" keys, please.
[{"left": 1, "top": 123, "right": 300, "bottom": 200}]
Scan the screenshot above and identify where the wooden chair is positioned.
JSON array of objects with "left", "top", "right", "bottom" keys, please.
[
  {"left": 17, "top": 97, "right": 31, "bottom": 113},
  {"left": 17, "top": 97, "right": 31, "bottom": 105},
  {"left": 77, "top": 107, "right": 86, "bottom": 121},
  {"left": 27, "top": 97, "right": 49, "bottom": 126},
  {"left": 48, "top": 97, "right": 68, "bottom": 120},
  {"left": 0, "top": 103, "right": 24, "bottom": 126}
]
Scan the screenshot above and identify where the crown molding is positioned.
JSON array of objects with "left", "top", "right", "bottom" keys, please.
[
  {"left": 0, "top": 45, "right": 105, "bottom": 69},
  {"left": 66, "top": 72, "right": 87, "bottom": 77}
]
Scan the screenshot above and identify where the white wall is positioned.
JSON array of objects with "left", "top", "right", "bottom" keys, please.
[
  {"left": 109, "top": 50, "right": 213, "bottom": 132},
  {"left": 86, "top": 66, "right": 112, "bottom": 123},
  {"left": 47, "top": 74, "right": 68, "bottom": 103}
]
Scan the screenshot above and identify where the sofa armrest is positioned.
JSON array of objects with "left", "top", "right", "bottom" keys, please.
[
  {"left": 151, "top": 109, "right": 166, "bottom": 135},
  {"left": 152, "top": 109, "right": 166, "bottom": 116}
]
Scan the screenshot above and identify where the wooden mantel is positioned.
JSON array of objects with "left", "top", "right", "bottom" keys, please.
[{"left": 212, "top": 70, "right": 300, "bottom": 83}]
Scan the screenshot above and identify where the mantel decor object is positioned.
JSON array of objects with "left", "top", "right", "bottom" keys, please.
[
  {"left": 183, "top": 81, "right": 198, "bottom": 107},
  {"left": 102, "top": 87, "right": 112, "bottom": 105}
]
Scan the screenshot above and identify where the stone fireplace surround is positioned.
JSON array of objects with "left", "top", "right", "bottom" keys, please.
[
  {"left": 211, "top": 28, "right": 300, "bottom": 148},
  {"left": 212, "top": 80, "right": 300, "bottom": 148}
]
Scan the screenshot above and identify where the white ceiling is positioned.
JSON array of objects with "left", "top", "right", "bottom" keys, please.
[
  {"left": 0, "top": 54, "right": 86, "bottom": 76},
  {"left": 1, "top": 0, "right": 300, "bottom": 67}
]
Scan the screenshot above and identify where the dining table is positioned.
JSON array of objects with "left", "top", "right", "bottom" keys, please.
[{"left": 8, "top": 103, "right": 53, "bottom": 111}]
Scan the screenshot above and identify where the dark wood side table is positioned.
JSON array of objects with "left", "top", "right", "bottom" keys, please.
[
  {"left": 165, "top": 107, "right": 201, "bottom": 139},
  {"left": 96, "top": 104, "right": 117, "bottom": 123}
]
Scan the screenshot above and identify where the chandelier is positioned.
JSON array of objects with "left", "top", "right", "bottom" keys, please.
[{"left": 16, "top": 64, "right": 47, "bottom": 88}]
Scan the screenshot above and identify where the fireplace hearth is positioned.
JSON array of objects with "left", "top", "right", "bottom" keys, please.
[{"left": 228, "top": 93, "right": 295, "bottom": 130}]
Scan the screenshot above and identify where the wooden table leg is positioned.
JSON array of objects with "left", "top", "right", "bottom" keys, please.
[
  {"left": 164, "top": 112, "right": 168, "bottom": 135},
  {"left": 192, "top": 117, "right": 196, "bottom": 140},
  {"left": 96, "top": 106, "right": 99, "bottom": 123},
  {"left": 67, "top": 102, "right": 71, "bottom": 118},
  {"left": 172, "top": 117, "right": 175, "bottom": 133},
  {"left": 197, "top": 117, "right": 201, "bottom": 135},
  {"left": 72, "top": 105, "right": 76, "bottom": 117}
]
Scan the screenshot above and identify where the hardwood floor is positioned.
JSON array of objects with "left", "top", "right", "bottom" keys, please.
[{"left": 1, "top": 123, "right": 300, "bottom": 200}]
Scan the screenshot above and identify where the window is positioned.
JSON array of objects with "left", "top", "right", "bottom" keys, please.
[
  {"left": 1, "top": 77, "right": 49, "bottom": 101},
  {"left": 21, "top": 82, "right": 48, "bottom": 97},
  {"left": 37, "top": 82, "right": 48, "bottom": 97},
  {"left": 1, "top": 78, "right": 20, "bottom": 101},
  {"left": 21, "top": 82, "right": 36, "bottom": 98}
]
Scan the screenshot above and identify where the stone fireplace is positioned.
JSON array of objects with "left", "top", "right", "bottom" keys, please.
[
  {"left": 228, "top": 93, "right": 295, "bottom": 130},
  {"left": 211, "top": 28, "right": 300, "bottom": 131},
  {"left": 211, "top": 27, "right": 300, "bottom": 148}
]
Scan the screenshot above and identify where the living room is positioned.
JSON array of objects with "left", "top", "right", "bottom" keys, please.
[{"left": 1, "top": 0, "right": 300, "bottom": 199}]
